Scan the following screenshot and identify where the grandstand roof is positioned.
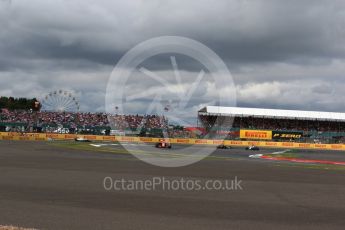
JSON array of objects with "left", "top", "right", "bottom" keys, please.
[{"left": 198, "top": 106, "right": 345, "bottom": 121}]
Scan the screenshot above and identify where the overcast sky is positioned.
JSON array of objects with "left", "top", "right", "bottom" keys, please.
[{"left": 1, "top": 0, "right": 345, "bottom": 121}]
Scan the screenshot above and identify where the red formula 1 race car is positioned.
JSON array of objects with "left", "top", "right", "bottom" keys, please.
[{"left": 155, "top": 139, "right": 172, "bottom": 149}]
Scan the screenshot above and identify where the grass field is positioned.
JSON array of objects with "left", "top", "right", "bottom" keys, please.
[
  {"left": 0, "top": 226, "right": 37, "bottom": 230},
  {"left": 48, "top": 141, "right": 240, "bottom": 161}
]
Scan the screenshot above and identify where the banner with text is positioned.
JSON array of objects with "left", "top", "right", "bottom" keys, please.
[
  {"left": 240, "top": 130, "right": 272, "bottom": 140},
  {"left": 272, "top": 131, "right": 303, "bottom": 139}
]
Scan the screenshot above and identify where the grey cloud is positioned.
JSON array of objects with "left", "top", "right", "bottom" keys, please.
[
  {"left": 1, "top": 0, "right": 345, "bottom": 115},
  {"left": 2, "top": 0, "right": 345, "bottom": 67}
]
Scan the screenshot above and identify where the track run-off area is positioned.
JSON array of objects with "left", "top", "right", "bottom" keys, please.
[{"left": 1, "top": 140, "right": 345, "bottom": 230}]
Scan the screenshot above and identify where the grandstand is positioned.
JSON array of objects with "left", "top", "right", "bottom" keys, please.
[
  {"left": 198, "top": 106, "right": 345, "bottom": 144},
  {"left": 0, "top": 109, "right": 193, "bottom": 138},
  {"left": 3, "top": 102, "right": 345, "bottom": 143}
]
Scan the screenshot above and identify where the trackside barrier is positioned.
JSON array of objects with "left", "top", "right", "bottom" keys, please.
[{"left": 0, "top": 132, "right": 345, "bottom": 151}]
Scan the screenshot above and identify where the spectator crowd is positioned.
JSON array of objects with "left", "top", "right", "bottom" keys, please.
[
  {"left": 3, "top": 109, "right": 345, "bottom": 134},
  {"left": 199, "top": 115, "right": 345, "bottom": 133},
  {"left": 0, "top": 109, "right": 167, "bottom": 130}
]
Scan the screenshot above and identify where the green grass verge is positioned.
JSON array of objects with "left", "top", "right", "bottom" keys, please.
[
  {"left": 265, "top": 152, "right": 298, "bottom": 159},
  {"left": 48, "top": 141, "right": 238, "bottom": 161},
  {"left": 274, "top": 162, "right": 345, "bottom": 171}
]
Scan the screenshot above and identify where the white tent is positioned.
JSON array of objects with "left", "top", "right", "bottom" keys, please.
[{"left": 198, "top": 106, "right": 345, "bottom": 122}]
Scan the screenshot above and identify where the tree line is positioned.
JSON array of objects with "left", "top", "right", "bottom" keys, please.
[{"left": 0, "top": 96, "right": 40, "bottom": 111}]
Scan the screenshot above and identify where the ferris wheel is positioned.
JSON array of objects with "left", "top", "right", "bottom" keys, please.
[{"left": 40, "top": 90, "right": 80, "bottom": 112}]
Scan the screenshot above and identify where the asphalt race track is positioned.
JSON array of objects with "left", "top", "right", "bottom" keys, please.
[{"left": 1, "top": 141, "right": 345, "bottom": 230}]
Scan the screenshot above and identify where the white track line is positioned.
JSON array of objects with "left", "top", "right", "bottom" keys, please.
[
  {"left": 89, "top": 143, "right": 148, "bottom": 147},
  {"left": 249, "top": 149, "right": 290, "bottom": 159}
]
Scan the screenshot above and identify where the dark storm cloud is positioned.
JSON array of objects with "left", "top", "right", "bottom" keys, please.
[
  {"left": 1, "top": 0, "right": 345, "bottom": 114},
  {"left": 2, "top": 0, "right": 345, "bottom": 67}
]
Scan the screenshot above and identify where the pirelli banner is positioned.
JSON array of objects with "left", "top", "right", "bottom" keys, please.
[
  {"left": 272, "top": 131, "right": 303, "bottom": 140},
  {"left": 240, "top": 130, "right": 272, "bottom": 140}
]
